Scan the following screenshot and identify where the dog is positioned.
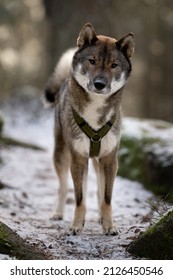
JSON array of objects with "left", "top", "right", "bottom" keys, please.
[{"left": 45, "top": 23, "right": 134, "bottom": 235}]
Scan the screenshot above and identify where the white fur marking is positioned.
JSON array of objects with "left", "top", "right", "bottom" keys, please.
[
  {"left": 110, "top": 72, "right": 126, "bottom": 94},
  {"left": 83, "top": 94, "right": 107, "bottom": 130},
  {"left": 74, "top": 65, "right": 126, "bottom": 96},
  {"left": 100, "top": 130, "right": 119, "bottom": 156},
  {"left": 73, "top": 136, "right": 90, "bottom": 157},
  {"left": 74, "top": 64, "right": 90, "bottom": 92}
]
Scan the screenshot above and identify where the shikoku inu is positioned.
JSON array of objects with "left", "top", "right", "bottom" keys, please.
[{"left": 45, "top": 23, "right": 135, "bottom": 235}]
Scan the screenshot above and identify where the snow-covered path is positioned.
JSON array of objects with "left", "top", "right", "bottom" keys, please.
[{"left": 0, "top": 97, "right": 155, "bottom": 259}]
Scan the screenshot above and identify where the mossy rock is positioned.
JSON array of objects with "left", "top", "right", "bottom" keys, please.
[
  {"left": 128, "top": 209, "right": 173, "bottom": 259},
  {"left": 118, "top": 118, "right": 173, "bottom": 202},
  {"left": 0, "top": 221, "right": 49, "bottom": 259}
]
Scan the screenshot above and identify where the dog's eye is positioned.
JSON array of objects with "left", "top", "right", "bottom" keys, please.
[
  {"left": 111, "top": 63, "right": 118, "bottom": 69},
  {"left": 89, "top": 59, "right": 96, "bottom": 65}
]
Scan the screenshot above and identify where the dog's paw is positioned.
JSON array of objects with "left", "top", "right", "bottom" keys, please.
[
  {"left": 66, "top": 225, "right": 83, "bottom": 236},
  {"left": 50, "top": 212, "right": 63, "bottom": 221},
  {"left": 101, "top": 219, "right": 118, "bottom": 236},
  {"left": 103, "top": 225, "right": 118, "bottom": 236}
]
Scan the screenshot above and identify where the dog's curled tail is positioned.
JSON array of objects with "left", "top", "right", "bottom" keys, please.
[{"left": 44, "top": 48, "right": 76, "bottom": 104}]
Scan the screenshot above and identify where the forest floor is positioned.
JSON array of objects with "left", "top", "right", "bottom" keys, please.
[{"left": 0, "top": 93, "right": 163, "bottom": 260}]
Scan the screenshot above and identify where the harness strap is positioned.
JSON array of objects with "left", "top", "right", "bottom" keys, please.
[{"left": 72, "top": 108, "right": 116, "bottom": 157}]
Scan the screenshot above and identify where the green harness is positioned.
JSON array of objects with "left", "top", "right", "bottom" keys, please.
[{"left": 72, "top": 108, "right": 116, "bottom": 157}]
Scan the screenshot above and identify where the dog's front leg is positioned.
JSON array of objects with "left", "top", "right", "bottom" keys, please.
[
  {"left": 68, "top": 153, "right": 88, "bottom": 235},
  {"left": 99, "top": 151, "right": 118, "bottom": 235}
]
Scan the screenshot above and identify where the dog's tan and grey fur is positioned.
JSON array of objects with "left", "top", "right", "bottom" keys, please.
[{"left": 45, "top": 23, "right": 135, "bottom": 235}]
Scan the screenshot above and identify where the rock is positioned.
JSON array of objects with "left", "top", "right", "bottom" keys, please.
[
  {"left": 0, "top": 221, "right": 50, "bottom": 259},
  {"left": 128, "top": 209, "right": 173, "bottom": 259},
  {"left": 119, "top": 118, "right": 173, "bottom": 202}
]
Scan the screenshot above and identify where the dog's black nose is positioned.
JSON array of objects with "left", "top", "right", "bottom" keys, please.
[{"left": 94, "top": 78, "right": 106, "bottom": 91}]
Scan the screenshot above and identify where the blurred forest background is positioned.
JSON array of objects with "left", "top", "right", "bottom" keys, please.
[{"left": 0, "top": 0, "right": 173, "bottom": 121}]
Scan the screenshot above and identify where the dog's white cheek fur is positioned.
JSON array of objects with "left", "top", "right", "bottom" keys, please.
[
  {"left": 73, "top": 64, "right": 89, "bottom": 93},
  {"left": 110, "top": 72, "right": 126, "bottom": 94},
  {"left": 74, "top": 65, "right": 126, "bottom": 95}
]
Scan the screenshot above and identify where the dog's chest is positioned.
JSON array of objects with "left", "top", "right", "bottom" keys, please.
[
  {"left": 73, "top": 129, "right": 118, "bottom": 158},
  {"left": 82, "top": 94, "right": 113, "bottom": 131},
  {"left": 72, "top": 95, "right": 119, "bottom": 157}
]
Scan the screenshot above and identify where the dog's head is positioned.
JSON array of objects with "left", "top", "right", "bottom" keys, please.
[{"left": 72, "top": 23, "right": 135, "bottom": 95}]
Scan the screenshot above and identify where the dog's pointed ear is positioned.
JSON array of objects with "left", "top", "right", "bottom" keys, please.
[
  {"left": 116, "top": 33, "right": 135, "bottom": 58},
  {"left": 77, "top": 23, "right": 98, "bottom": 48}
]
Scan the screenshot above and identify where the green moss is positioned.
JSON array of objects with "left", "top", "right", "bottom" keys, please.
[
  {"left": 118, "top": 137, "right": 143, "bottom": 181},
  {"left": 0, "top": 221, "right": 48, "bottom": 259},
  {"left": 145, "top": 210, "right": 173, "bottom": 235},
  {"left": 128, "top": 210, "right": 173, "bottom": 259},
  {"left": 118, "top": 136, "right": 149, "bottom": 183},
  {"left": 0, "top": 224, "right": 7, "bottom": 239},
  {"left": 0, "top": 224, "right": 12, "bottom": 250}
]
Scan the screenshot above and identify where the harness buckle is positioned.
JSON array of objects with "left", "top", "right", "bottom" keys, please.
[{"left": 91, "top": 134, "right": 101, "bottom": 142}]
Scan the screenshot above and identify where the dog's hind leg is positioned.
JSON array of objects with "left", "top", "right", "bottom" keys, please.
[
  {"left": 50, "top": 140, "right": 70, "bottom": 220},
  {"left": 68, "top": 153, "right": 88, "bottom": 235},
  {"left": 99, "top": 150, "right": 118, "bottom": 235}
]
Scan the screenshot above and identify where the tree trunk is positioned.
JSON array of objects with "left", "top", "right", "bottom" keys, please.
[{"left": 128, "top": 209, "right": 173, "bottom": 259}]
